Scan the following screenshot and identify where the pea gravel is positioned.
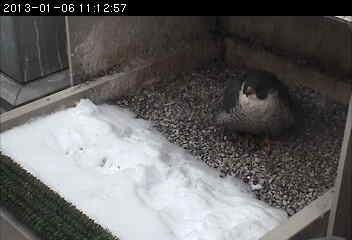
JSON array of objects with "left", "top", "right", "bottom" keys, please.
[{"left": 112, "top": 62, "right": 347, "bottom": 216}]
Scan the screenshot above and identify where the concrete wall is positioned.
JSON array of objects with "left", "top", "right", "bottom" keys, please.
[
  {"left": 221, "top": 16, "right": 352, "bottom": 81},
  {"left": 221, "top": 16, "right": 352, "bottom": 104},
  {"left": 67, "top": 16, "right": 219, "bottom": 84}
]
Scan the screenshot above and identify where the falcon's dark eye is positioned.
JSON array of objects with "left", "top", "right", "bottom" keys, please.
[{"left": 256, "top": 90, "right": 268, "bottom": 100}]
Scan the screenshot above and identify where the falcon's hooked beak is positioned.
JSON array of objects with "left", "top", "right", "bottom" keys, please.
[{"left": 245, "top": 86, "right": 256, "bottom": 97}]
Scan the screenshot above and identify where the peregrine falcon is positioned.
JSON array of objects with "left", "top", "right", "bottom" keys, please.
[{"left": 215, "top": 69, "right": 295, "bottom": 138}]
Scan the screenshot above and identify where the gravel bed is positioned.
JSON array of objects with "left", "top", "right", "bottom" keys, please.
[{"left": 112, "top": 62, "right": 347, "bottom": 216}]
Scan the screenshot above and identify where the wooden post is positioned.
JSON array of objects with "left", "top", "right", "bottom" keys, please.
[{"left": 327, "top": 94, "right": 352, "bottom": 239}]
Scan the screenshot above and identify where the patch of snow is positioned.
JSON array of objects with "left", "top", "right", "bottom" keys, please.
[{"left": 0, "top": 99, "right": 287, "bottom": 240}]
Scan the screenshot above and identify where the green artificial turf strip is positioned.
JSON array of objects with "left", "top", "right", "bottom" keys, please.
[{"left": 0, "top": 152, "right": 119, "bottom": 240}]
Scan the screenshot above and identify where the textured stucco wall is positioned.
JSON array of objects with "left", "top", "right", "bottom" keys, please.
[{"left": 67, "top": 16, "right": 218, "bottom": 84}]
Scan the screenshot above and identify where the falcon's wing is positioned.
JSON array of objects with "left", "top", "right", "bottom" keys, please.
[
  {"left": 224, "top": 77, "right": 243, "bottom": 113},
  {"left": 277, "top": 81, "right": 293, "bottom": 109}
]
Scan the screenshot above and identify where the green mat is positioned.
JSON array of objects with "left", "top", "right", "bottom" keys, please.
[{"left": 0, "top": 152, "right": 119, "bottom": 240}]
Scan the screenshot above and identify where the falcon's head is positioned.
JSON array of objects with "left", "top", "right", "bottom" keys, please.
[{"left": 242, "top": 70, "right": 280, "bottom": 100}]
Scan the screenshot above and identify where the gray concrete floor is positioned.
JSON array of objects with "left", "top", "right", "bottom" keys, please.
[
  {"left": 0, "top": 208, "right": 39, "bottom": 240},
  {"left": 0, "top": 69, "right": 70, "bottom": 114}
]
